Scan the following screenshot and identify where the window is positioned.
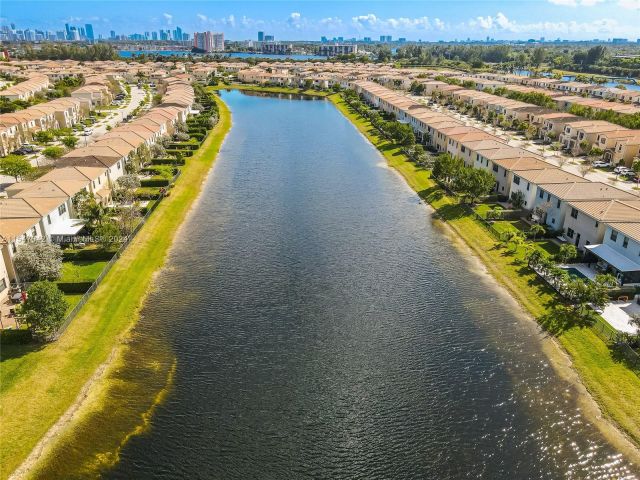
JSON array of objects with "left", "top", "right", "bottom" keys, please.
[
  {"left": 556, "top": 199, "right": 561, "bottom": 208},
  {"left": 58, "top": 203, "right": 67, "bottom": 215},
  {"left": 492, "top": 164, "right": 498, "bottom": 172},
  {"left": 503, "top": 170, "right": 507, "bottom": 177},
  {"left": 539, "top": 190, "right": 544, "bottom": 199},
  {"left": 547, "top": 193, "right": 551, "bottom": 202},
  {"left": 570, "top": 208, "right": 578, "bottom": 219},
  {"left": 513, "top": 176, "right": 520, "bottom": 185},
  {"left": 567, "top": 228, "right": 574, "bottom": 238},
  {"left": 623, "top": 237, "right": 629, "bottom": 248},
  {"left": 11, "top": 242, "right": 17, "bottom": 254},
  {"left": 31, "top": 226, "right": 37, "bottom": 237},
  {"left": 595, "top": 221, "right": 599, "bottom": 228},
  {"left": 526, "top": 182, "right": 530, "bottom": 191},
  {"left": 47, "top": 215, "right": 51, "bottom": 225},
  {"left": 610, "top": 230, "right": 618, "bottom": 242},
  {"left": 461, "top": 146, "right": 466, "bottom": 153},
  {"left": 551, "top": 218, "right": 555, "bottom": 224}
]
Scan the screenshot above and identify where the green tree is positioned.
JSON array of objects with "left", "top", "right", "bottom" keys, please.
[
  {"left": 0, "top": 155, "right": 33, "bottom": 181},
  {"left": 61, "top": 136, "right": 78, "bottom": 149},
  {"left": 92, "top": 220, "right": 122, "bottom": 250},
  {"left": 73, "top": 190, "right": 104, "bottom": 229},
  {"left": 13, "top": 241, "right": 63, "bottom": 281},
  {"left": 557, "top": 244, "right": 578, "bottom": 264},
  {"left": 528, "top": 224, "right": 546, "bottom": 241},
  {"left": 33, "top": 130, "right": 55, "bottom": 144},
  {"left": 42, "top": 146, "right": 65, "bottom": 160},
  {"left": 19, "top": 281, "right": 68, "bottom": 334}
]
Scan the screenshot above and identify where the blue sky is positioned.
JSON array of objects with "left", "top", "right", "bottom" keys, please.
[{"left": 2, "top": 0, "right": 640, "bottom": 41}]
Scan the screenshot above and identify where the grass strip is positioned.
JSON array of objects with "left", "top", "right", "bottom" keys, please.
[{"left": 0, "top": 96, "right": 231, "bottom": 479}]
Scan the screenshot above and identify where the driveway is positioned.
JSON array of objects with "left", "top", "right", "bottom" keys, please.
[{"left": 81, "top": 84, "right": 148, "bottom": 147}]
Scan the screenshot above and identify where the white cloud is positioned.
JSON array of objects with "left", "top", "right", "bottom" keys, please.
[
  {"left": 433, "top": 18, "right": 446, "bottom": 31},
  {"left": 319, "top": 17, "right": 343, "bottom": 29},
  {"left": 351, "top": 13, "right": 435, "bottom": 31},
  {"left": 163, "top": 13, "right": 172, "bottom": 25},
  {"left": 464, "top": 12, "right": 622, "bottom": 36},
  {"left": 618, "top": 0, "right": 640, "bottom": 8},
  {"left": 196, "top": 13, "right": 209, "bottom": 22},
  {"left": 547, "top": 0, "right": 605, "bottom": 5}
]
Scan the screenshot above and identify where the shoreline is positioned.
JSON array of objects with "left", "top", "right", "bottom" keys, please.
[
  {"left": 1, "top": 96, "right": 233, "bottom": 479},
  {"left": 325, "top": 92, "right": 640, "bottom": 465}
]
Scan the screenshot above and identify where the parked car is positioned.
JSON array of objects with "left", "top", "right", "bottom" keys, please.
[
  {"left": 592, "top": 161, "right": 611, "bottom": 168},
  {"left": 614, "top": 166, "right": 630, "bottom": 174},
  {"left": 81, "top": 128, "right": 93, "bottom": 136}
]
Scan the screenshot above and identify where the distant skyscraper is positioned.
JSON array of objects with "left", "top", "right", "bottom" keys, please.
[
  {"left": 110, "top": 30, "right": 116, "bottom": 39},
  {"left": 85, "top": 24, "right": 94, "bottom": 41},
  {"left": 173, "top": 26, "right": 182, "bottom": 42},
  {"left": 193, "top": 31, "right": 225, "bottom": 52},
  {"left": 258, "top": 31, "right": 264, "bottom": 41},
  {"left": 151, "top": 31, "right": 158, "bottom": 40},
  {"left": 65, "top": 23, "right": 71, "bottom": 40},
  {"left": 264, "top": 34, "right": 274, "bottom": 42}
]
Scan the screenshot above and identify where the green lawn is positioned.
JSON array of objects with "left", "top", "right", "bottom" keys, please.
[
  {"left": 59, "top": 261, "right": 108, "bottom": 283},
  {"left": 0, "top": 97, "right": 232, "bottom": 479},
  {"left": 329, "top": 93, "right": 640, "bottom": 449},
  {"left": 64, "top": 294, "right": 85, "bottom": 314}
]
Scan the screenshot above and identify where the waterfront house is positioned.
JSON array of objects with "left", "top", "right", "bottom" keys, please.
[
  {"left": 532, "top": 182, "right": 637, "bottom": 231},
  {"left": 561, "top": 199, "right": 640, "bottom": 251}
]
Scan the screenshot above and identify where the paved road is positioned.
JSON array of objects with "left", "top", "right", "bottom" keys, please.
[
  {"left": 0, "top": 85, "right": 148, "bottom": 192},
  {"left": 81, "top": 84, "right": 147, "bottom": 147}
]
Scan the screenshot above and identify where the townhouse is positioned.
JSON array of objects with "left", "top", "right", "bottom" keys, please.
[
  {"left": 0, "top": 74, "right": 50, "bottom": 101},
  {"left": 588, "top": 222, "right": 640, "bottom": 284},
  {"left": 531, "top": 182, "right": 638, "bottom": 232},
  {"left": 561, "top": 199, "right": 640, "bottom": 252},
  {"left": 508, "top": 168, "right": 587, "bottom": 210}
]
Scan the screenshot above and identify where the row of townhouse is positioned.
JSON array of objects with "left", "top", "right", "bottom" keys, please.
[
  {"left": 407, "top": 83, "right": 640, "bottom": 166},
  {"left": 0, "top": 74, "right": 51, "bottom": 101},
  {"left": 469, "top": 71, "right": 640, "bottom": 105},
  {"left": 0, "top": 76, "right": 195, "bottom": 303},
  {"left": 0, "top": 97, "right": 85, "bottom": 156},
  {"left": 350, "top": 80, "right": 640, "bottom": 285}
]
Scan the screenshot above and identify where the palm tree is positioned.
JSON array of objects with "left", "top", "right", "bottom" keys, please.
[{"left": 529, "top": 224, "right": 545, "bottom": 241}]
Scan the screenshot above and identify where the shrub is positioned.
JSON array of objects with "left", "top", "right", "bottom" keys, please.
[
  {"left": 19, "top": 281, "right": 68, "bottom": 334},
  {"left": 141, "top": 177, "right": 170, "bottom": 187}
]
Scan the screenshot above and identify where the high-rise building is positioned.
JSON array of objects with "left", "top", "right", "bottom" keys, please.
[
  {"left": 85, "top": 24, "right": 94, "bottom": 42},
  {"left": 193, "top": 31, "right": 225, "bottom": 52},
  {"left": 110, "top": 30, "right": 116, "bottom": 39},
  {"left": 65, "top": 23, "right": 71, "bottom": 40},
  {"left": 258, "top": 31, "right": 264, "bottom": 42},
  {"left": 173, "top": 26, "right": 183, "bottom": 42},
  {"left": 151, "top": 31, "right": 158, "bottom": 41},
  {"left": 264, "top": 34, "right": 274, "bottom": 42}
]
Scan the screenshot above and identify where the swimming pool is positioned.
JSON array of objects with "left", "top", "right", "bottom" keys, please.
[{"left": 562, "top": 267, "right": 588, "bottom": 280}]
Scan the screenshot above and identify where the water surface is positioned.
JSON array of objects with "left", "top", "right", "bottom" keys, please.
[{"left": 106, "top": 90, "right": 637, "bottom": 479}]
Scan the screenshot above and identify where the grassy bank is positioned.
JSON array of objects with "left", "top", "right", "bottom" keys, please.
[
  {"left": 208, "top": 83, "right": 331, "bottom": 97},
  {"left": 328, "top": 93, "right": 640, "bottom": 448},
  {"left": 0, "top": 96, "right": 232, "bottom": 479}
]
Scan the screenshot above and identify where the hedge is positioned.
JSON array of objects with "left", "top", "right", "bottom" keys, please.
[
  {"left": 151, "top": 158, "right": 186, "bottom": 166},
  {"left": 63, "top": 248, "right": 116, "bottom": 261},
  {"left": 166, "top": 149, "right": 193, "bottom": 157},
  {"left": 56, "top": 282, "right": 93, "bottom": 294},
  {"left": 167, "top": 142, "right": 199, "bottom": 150},
  {"left": 141, "top": 177, "right": 170, "bottom": 187},
  {"left": 0, "top": 329, "right": 33, "bottom": 345},
  {"left": 135, "top": 187, "right": 162, "bottom": 200}
]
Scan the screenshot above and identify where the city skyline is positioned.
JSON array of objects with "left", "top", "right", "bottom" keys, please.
[{"left": 2, "top": 0, "right": 640, "bottom": 42}]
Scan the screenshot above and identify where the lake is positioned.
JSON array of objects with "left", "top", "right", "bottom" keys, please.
[{"left": 65, "top": 90, "right": 637, "bottom": 478}]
